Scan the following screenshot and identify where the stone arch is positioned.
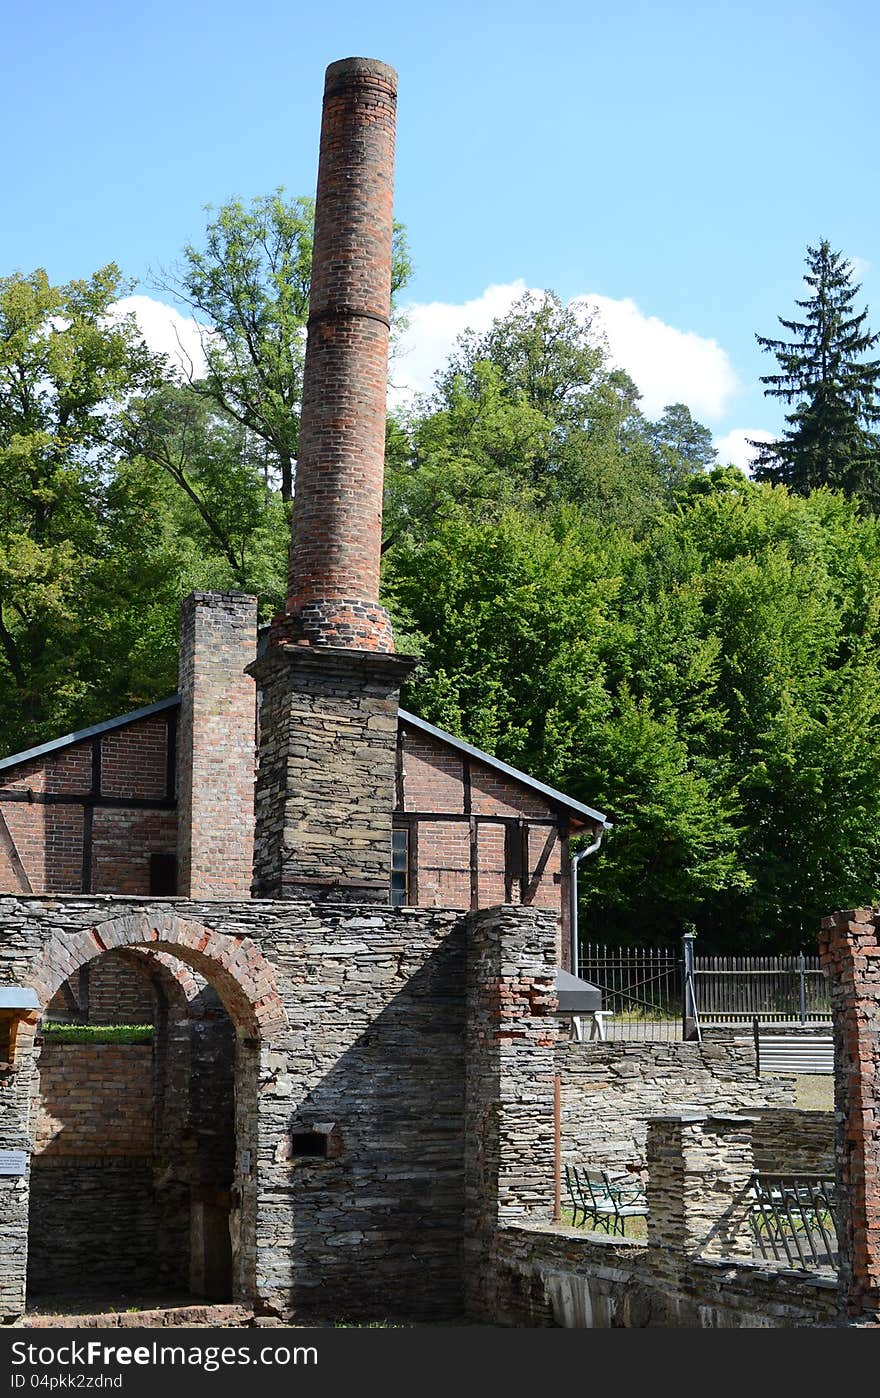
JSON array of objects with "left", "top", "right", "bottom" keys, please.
[
  {"left": 24, "top": 910, "right": 284, "bottom": 1309},
  {"left": 29, "top": 910, "right": 287, "bottom": 1039}
]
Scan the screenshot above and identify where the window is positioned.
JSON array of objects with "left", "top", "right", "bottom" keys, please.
[
  {"left": 149, "top": 852, "right": 178, "bottom": 896},
  {"left": 391, "top": 826, "right": 409, "bottom": 906}
]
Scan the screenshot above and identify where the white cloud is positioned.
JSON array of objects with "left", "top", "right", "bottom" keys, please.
[
  {"left": 389, "top": 281, "right": 529, "bottom": 407},
  {"left": 119, "top": 285, "right": 742, "bottom": 434},
  {"left": 577, "top": 294, "right": 739, "bottom": 421},
  {"left": 850, "top": 255, "right": 872, "bottom": 280},
  {"left": 392, "top": 281, "right": 739, "bottom": 424},
  {"left": 714, "top": 428, "right": 775, "bottom": 472},
  {"left": 109, "top": 295, "right": 212, "bottom": 379}
]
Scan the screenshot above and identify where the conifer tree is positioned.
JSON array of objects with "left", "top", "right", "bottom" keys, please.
[{"left": 752, "top": 240, "right": 880, "bottom": 505}]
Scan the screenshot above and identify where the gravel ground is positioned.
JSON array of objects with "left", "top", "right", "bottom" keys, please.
[{"left": 788, "top": 1074, "right": 834, "bottom": 1110}]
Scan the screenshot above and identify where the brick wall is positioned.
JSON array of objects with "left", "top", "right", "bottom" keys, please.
[
  {"left": 45, "top": 951, "right": 157, "bottom": 1025},
  {"left": 176, "top": 592, "right": 257, "bottom": 899},
  {"left": 397, "top": 723, "right": 572, "bottom": 949},
  {"left": 0, "top": 710, "right": 176, "bottom": 896},
  {"left": 820, "top": 906, "right": 880, "bottom": 1325},
  {"left": 32, "top": 1043, "right": 154, "bottom": 1156}
]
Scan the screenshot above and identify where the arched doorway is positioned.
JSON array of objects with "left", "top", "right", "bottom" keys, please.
[{"left": 23, "top": 911, "right": 286, "bottom": 1312}]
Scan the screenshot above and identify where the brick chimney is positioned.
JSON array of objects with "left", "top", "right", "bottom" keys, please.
[
  {"left": 177, "top": 592, "right": 258, "bottom": 898},
  {"left": 249, "top": 58, "right": 414, "bottom": 902}
]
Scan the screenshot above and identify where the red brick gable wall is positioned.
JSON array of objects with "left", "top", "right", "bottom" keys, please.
[
  {"left": 396, "top": 723, "right": 572, "bottom": 963},
  {"left": 0, "top": 712, "right": 176, "bottom": 896},
  {"left": 0, "top": 675, "right": 583, "bottom": 955}
]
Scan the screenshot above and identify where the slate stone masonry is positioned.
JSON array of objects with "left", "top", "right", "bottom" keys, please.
[
  {"left": 556, "top": 1038, "right": 795, "bottom": 1172},
  {"left": 0, "top": 895, "right": 472, "bottom": 1321},
  {"left": 463, "top": 904, "right": 559, "bottom": 1319},
  {"left": 249, "top": 646, "right": 414, "bottom": 900}
]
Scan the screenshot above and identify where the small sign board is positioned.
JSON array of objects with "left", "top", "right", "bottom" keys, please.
[{"left": 0, "top": 1150, "right": 27, "bottom": 1177}]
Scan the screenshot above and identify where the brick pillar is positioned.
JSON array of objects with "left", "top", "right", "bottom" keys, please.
[
  {"left": 463, "top": 906, "right": 559, "bottom": 1320},
  {"left": 250, "top": 58, "right": 413, "bottom": 900},
  {"left": 645, "top": 1114, "right": 756, "bottom": 1298},
  {"left": 819, "top": 907, "right": 880, "bottom": 1325},
  {"left": 177, "top": 592, "right": 257, "bottom": 898}
]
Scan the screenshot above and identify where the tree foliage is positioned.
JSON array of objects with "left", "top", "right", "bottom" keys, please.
[
  {"left": 753, "top": 240, "right": 880, "bottom": 504},
  {"left": 384, "top": 292, "right": 681, "bottom": 547},
  {"left": 0, "top": 265, "right": 164, "bottom": 742},
  {"left": 385, "top": 482, "right": 880, "bottom": 949}
]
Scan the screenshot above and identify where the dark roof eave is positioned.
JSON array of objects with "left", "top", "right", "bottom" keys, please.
[
  {"left": 398, "top": 709, "right": 608, "bottom": 829},
  {"left": 0, "top": 695, "right": 182, "bottom": 775}
]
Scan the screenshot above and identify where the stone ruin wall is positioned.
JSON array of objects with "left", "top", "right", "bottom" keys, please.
[
  {"left": 556, "top": 1038, "right": 797, "bottom": 1173},
  {"left": 0, "top": 895, "right": 475, "bottom": 1322}
]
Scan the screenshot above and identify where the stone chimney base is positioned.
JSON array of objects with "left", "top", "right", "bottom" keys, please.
[{"left": 249, "top": 645, "right": 414, "bottom": 901}]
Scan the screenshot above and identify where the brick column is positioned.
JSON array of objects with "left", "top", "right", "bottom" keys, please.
[
  {"left": 463, "top": 906, "right": 559, "bottom": 1319},
  {"left": 177, "top": 592, "right": 257, "bottom": 898},
  {"left": 819, "top": 907, "right": 880, "bottom": 1325},
  {"left": 250, "top": 58, "right": 413, "bottom": 900},
  {"left": 646, "top": 1114, "right": 757, "bottom": 1292}
]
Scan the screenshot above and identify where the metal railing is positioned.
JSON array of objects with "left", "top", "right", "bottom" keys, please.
[
  {"left": 748, "top": 1173, "right": 839, "bottom": 1271},
  {"left": 576, "top": 941, "right": 832, "bottom": 1041}
]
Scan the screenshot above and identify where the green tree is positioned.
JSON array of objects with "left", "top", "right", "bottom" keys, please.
[
  {"left": 752, "top": 240, "right": 880, "bottom": 503},
  {"left": 160, "top": 190, "right": 413, "bottom": 501},
  {"left": 385, "top": 480, "right": 880, "bottom": 950},
  {"left": 384, "top": 292, "right": 671, "bottom": 546},
  {"left": 0, "top": 265, "right": 162, "bottom": 743},
  {"left": 120, "top": 383, "right": 289, "bottom": 605},
  {"left": 646, "top": 402, "right": 717, "bottom": 487}
]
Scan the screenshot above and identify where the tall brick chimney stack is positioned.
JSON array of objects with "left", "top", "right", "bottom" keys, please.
[
  {"left": 283, "top": 56, "right": 398, "bottom": 653},
  {"left": 249, "top": 57, "right": 414, "bottom": 902}
]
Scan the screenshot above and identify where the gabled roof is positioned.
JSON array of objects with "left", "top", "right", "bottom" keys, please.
[
  {"left": 398, "top": 709, "right": 608, "bottom": 829},
  {"left": 0, "top": 691, "right": 608, "bottom": 829},
  {"left": 0, "top": 696, "right": 180, "bottom": 775}
]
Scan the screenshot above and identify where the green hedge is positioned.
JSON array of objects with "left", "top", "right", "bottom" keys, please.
[{"left": 41, "top": 1023, "right": 154, "bottom": 1044}]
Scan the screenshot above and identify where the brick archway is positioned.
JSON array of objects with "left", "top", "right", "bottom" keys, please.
[{"left": 30, "top": 910, "right": 287, "bottom": 1039}]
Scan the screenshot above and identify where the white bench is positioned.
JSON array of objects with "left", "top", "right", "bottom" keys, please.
[{"left": 570, "top": 1011, "right": 615, "bottom": 1042}]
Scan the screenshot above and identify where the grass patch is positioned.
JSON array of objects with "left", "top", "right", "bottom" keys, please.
[
  {"left": 559, "top": 1204, "right": 647, "bottom": 1240},
  {"left": 42, "top": 1023, "right": 154, "bottom": 1044}
]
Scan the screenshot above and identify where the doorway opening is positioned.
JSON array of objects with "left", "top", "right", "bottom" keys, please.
[{"left": 26, "top": 947, "right": 237, "bottom": 1310}]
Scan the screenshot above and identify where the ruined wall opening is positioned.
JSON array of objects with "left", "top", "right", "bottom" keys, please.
[
  {"left": 22, "top": 911, "right": 285, "bottom": 1315},
  {"left": 26, "top": 948, "right": 237, "bottom": 1308}
]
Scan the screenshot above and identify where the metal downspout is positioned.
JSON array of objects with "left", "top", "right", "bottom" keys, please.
[{"left": 570, "top": 825, "right": 607, "bottom": 979}]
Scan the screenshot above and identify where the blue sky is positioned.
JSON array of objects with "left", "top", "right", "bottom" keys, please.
[{"left": 3, "top": 0, "right": 878, "bottom": 462}]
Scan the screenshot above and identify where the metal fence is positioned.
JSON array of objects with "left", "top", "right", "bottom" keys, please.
[
  {"left": 578, "top": 944, "right": 683, "bottom": 1042},
  {"left": 576, "top": 942, "right": 831, "bottom": 1042},
  {"left": 693, "top": 954, "right": 830, "bottom": 1024}
]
